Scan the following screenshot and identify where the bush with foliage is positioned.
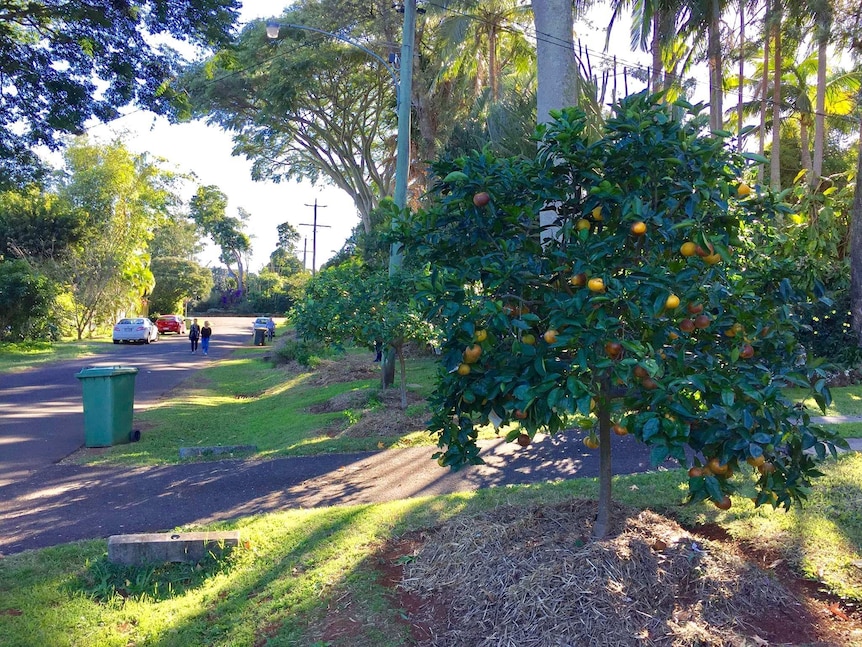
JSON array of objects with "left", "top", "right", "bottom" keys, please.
[
  {"left": 292, "top": 258, "right": 436, "bottom": 406},
  {"left": 0, "top": 259, "right": 61, "bottom": 341},
  {"left": 397, "top": 92, "right": 846, "bottom": 537}
]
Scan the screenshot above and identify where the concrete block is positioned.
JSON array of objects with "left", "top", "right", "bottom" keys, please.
[
  {"left": 178, "top": 445, "right": 257, "bottom": 459},
  {"left": 108, "top": 531, "right": 240, "bottom": 566}
]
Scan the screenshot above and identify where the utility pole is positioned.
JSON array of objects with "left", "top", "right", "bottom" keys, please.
[
  {"left": 302, "top": 237, "right": 307, "bottom": 270},
  {"left": 300, "top": 199, "right": 330, "bottom": 275}
]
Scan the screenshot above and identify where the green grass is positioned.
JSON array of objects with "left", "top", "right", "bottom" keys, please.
[
  {"left": 786, "top": 384, "right": 862, "bottom": 418},
  {"left": 78, "top": 349, "right": 444, "bottom": 466},
  {"left": 1, "top": 455, "right": 860, "bottom": 646},
  {"left": 0, "top": 338, "right": 109, "bottom": 373}
]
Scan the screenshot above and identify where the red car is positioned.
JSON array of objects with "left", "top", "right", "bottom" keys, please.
[{"left": 155, "top": 315, "right": 186, "bottom": 335}]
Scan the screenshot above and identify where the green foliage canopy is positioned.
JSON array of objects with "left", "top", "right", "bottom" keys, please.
[{"left": 398, "top": 92, "right": 846, "bottom": 511}]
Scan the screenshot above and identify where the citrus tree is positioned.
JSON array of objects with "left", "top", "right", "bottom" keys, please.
[
  {"left": 292, "top": 258, "right": 436, "bottom": 407},
  {"left": 398, "top": 92, "right": 847, "bottom": 538}
]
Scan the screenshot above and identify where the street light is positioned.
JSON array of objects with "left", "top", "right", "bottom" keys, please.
[{"left": 264, "top": 8, "right": 417, "bottom": 276}]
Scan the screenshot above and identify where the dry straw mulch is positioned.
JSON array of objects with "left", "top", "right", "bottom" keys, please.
[{"left": 401, "top": 500, "right": 801, "bottom": 647}]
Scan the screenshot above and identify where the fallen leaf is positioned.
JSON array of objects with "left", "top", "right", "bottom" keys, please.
[
  {"left": 377, "top": 441, "right": 385, "bottom": 449},
  {"left": 652, "top": 539, "right": 668, "bottom": 551},
  {"left": 827, "top": 602, "right": 850, "bottom": 621}
]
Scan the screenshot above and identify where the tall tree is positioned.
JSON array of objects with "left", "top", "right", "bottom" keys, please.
[
  {"left": 189, "top": 186, "right": 251, "bottom": 296},
  {"left": 0, "top": 0, "right": 240, "bottom": 188},
  {"left": 183, "top": 9, "right": 398, "bottom": 234},
  {"left": 269, "top": 222, "right": 306, "bottom": 276},
  {"left": 58, "top": 139, "right": 173, "bottom": 338},
  {"left": 532, "top": 0, "right": 581, "bottom": 122}
]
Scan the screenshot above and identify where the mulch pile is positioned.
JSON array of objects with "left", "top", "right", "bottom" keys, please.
[{"left": 400, "top": 500, "right": 805, "bottom": 646}]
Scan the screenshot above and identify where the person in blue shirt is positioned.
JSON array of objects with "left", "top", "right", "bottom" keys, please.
[{"left": 266, "top": 317, "right": 275, "bottom": 341}]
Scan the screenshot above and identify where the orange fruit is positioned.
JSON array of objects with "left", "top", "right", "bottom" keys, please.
[
  {"left": 740, "top": 343, "right": 755, "bottom": 359},
  {"left": 514, "top": 410, "right": 528, "bottom": 420},
  {"left": 686, "top": 302, "right": 704, "bottom": 315},
  {"left": 704, "top": 253, "right": 721, "bottom": 265},
  {"left": 604, "top": 341, "right": 622, "bottom": 359},
  {"left": 463, "top": 344, "right": 482, "bottom": 363},
  {"left": 714, "top": 495, "right": 732, "bottom": 510},
  {"left": 516, "top": 432, "right": 531, "bottom": 446},
  {"left": 688, "top": 466, "right": 704, "bottom": 478},
  {"left": 665, "top": 294, "right": 680, "bottom": 310},
  {"left": 569, "top": 272, "right": 587, "bottom": 287},
  {"left": 474, "top": 329, "right": 487, "bottom": 342},
  {"left": 612, "top": 424, "right": 628, "bottom": 436},
  {"left": 587, "top": 277, "right": 605, "bottom": 293},
  {"left": 543, "top": 329, "right": 558, "bottom": 344},
  {"left": 521, "top": 333, "right": 536, "bottom": 345},
  {"left": 456, "top": 363, "right": 471, "bottom": 376},
  {"left": 472, "top": 192, "right": 490, "bottom": 207},
  {"left": 680, "top": 242, "right": 698, "bottom": 257},
  {"left": 679, "top": 319, "right": 695, "bottom": 333},
  {"left": 577, "top": 218, "right": 591, "bottom": 231},
  {"left": 591, "top": 206, "right": 603, "bottom": 220},
  {"left": 631, "top": 221, "right": 647, "bottom": 236},
  {"left": 583, "top": 435, "right": 600, "bottom": 449},
  {"left": 694, "top": 314, "right": 711, "bottom": 329},
  {"left": 737, "top": 183, "right": 752, "bottom": 197}
]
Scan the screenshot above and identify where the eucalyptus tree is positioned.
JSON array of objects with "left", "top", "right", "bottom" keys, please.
[
  {"left": 0, "top": 0, "right": 240, "bottom": 189},
  {"left": 189, "top": 186, "right": 252, "bottom": 297}
]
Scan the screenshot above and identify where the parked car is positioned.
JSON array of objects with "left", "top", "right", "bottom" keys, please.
[
  {"left": 113, "top": 318, "right": 159, "bottom": 344},
  {"left": 252, "top": 317, "right": 270, "bottom": 331},
  {"left": 156, "top": 314, "right": 186, "bottom": 335}
]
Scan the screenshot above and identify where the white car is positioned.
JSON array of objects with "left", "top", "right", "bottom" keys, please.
[{"left": 113, "top": 318, "right": 159, "bottom": 344}]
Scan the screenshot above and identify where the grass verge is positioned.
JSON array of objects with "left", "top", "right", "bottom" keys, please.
[
  {"left": 0, "top": 339, "right": 108, "bottom": 373},
  {"left": 1, "top": 455, "right": 860, "bottom": 646}
]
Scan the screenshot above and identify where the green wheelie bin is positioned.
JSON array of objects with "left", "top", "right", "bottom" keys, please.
[
  {"left": 75, "top": 366, "right": 139, "bottom": 447},
  {"left": 253, "top": 327, "right": 267, "bottom": 346}
]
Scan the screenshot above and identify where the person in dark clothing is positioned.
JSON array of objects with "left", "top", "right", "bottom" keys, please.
[
  {"left": 200, "top": 321, "right": 212, "bottom": 355},
  {"left": 189, "top": 318, "right": 201, "bottom": 353}
]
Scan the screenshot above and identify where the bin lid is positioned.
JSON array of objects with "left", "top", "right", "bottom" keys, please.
[{"left": 75, "top": 366, "right": 139, "bottom": 379}]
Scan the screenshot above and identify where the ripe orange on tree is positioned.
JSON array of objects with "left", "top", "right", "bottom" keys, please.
[
  {"left": 569, "top": 272, "right": 587, "bottom": 287},
  {"left": 714, "top": 495, "right": 732, "bottom": 510},
  {"left": 605, "top": 340, "right": 622, "bottom": 359},
  {"left": 704, "top": 253, "right": 721, "bottom": 265},
  {"left": 543, "top": 329, "right": 558, "bottom": 344},
  {"left": 516, "top": 432, "right": 531, "bottom": 446},
  {"left": 631, "top": 221, "right": 647, "bottom": 236},
  {"left": 583, "top": 434, "right": 599, "bottom": 449},
  {"left": 577, "top": 218, "right": 591, "bottom": 231},
  {"left": 686, "top": 302, "right": 704, "bottom": 315},
  {"left": 591, "top": 206, "right": 603, "bottom": 220},
  {"left": 688, "top": 466, "right": 704, "bottom": 478},
  {"left": 456, "top": 363, "right": 471, "bottom": 376},
  {"left": 522, "top": 333, "right": 537, "bottom": 345},
  {"left": 612, "top": 424, "right": 628, "bottom": 436},
  {"left": 694, "top": 314, "right": 711, "bottom": 329},
  {"left": 737, "top": 182, "right": 752, "bottom": 197},
  {"left": 665, "top": 294, "right": 680, "bottom": 310},
  {"left": 472, "top": 191, "right": 490, "bottom": 207},
  {"left": 463, "top": 344, "right": 482, "bottom": 363},
  {"left": 679, "top": 319, "right": 695, "bottom": 333},
  {"left": 740, "top": 343, "right": 755, "bottom": 359},
  {"left": 587, "top": 277, "right": 605, "bottom": 293},
  {"left": 680, "top": 241, "right": 698, "bottom": 257},
  {"left": 474, "top": 329, "right": 488, "bottom": 342}
]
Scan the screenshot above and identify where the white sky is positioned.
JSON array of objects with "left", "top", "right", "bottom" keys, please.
[{"left": 84, "top": 0, "right": 658, "bottom": 273}]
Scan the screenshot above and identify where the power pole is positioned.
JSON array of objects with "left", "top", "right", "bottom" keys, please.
[{"left": 300, "top": 200, "right": 330, "bottom": 275}]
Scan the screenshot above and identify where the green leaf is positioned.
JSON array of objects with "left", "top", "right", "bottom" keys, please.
[{"left": 741, "top": 152, "right": 768, "bottom": 164}]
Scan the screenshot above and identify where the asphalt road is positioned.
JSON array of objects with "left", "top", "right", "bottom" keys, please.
[{"left": 0, "top": 318, "right": 673, "bottom": 556}]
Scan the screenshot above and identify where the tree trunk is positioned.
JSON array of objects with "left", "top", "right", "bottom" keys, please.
[
  {"left": 398, "top": 347, "right": 408, "bottom": 409},
  {"left": 708, "top": 0, "right": 723, "bottom": 131},
  {"left": 489, "top": 24, "right": 499, "bottom": 102},
  {"left": 592, "top": 390, "right": 613, "bottom": 540},
  {"left": 800, "top": 115, "right": 813, "bottom": 178},
  {"left": 532, "top": 0, "right": 578, "bottom": 122},
  {"left": 812, "top": 35, "right": 828, "bottom": 185},
  {"left": 737, "top": 1, "right": 745, "bottom": 151},
  {"left": 651, "top": 10, "right": 663, "bottom": 94},
  {"left": 758, "top": 0, "right": 770, "bottom": 184},
  {"left": 770, "top": 11, "right": 782, "bottom": 191},
  {"left": 849, "top": 116, "right": 862, "bottom": 343}
]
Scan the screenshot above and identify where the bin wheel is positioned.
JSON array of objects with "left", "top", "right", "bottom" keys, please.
[
  {"left": 130, "top": 429, "right": 141, "bottom": 442},
  {"left": 113, "top": 340, "right": 119, "bottom": 344}
]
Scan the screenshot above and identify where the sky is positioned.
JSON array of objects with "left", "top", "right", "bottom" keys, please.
[{"left": 84, "top": 1, "right": 654, "bottom": 274}]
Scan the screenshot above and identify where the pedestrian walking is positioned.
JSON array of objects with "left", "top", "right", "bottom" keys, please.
[
  {"left": 200, "top": 321, "right": 212, "bottom": 355},
  {"left": 189, "top": 318, "right": 201, "bottom": 353},
  {"left": 266, "top": 316, "right": 275, "bottom": 341}
]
